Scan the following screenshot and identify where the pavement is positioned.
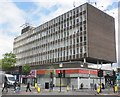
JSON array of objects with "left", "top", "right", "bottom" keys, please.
[{"left": 1, "top": 85, "right": 120, "bottom": 95}]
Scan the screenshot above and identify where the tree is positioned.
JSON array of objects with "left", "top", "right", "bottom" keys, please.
[
  {"left": 0, "top": 59, "right": 2, "bottom": 69},
  {"left": 22, "top": 64, "right": 31, "bottom": 75},
  {"left": 2, "top": 52, "right": 16, "bottom": 71}
]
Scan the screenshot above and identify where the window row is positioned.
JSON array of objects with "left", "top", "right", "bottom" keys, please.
[
  {"left": 16, "top": 45, "right": 87, "bottom": 60},
  {"left": 14, "top": 24, "right": 86, "bottom": 49},
  {"left": 14, "top": 34, "right": 87, "bottom": 54},
  {"left": 18, "top": 52, "right": 87, "bottom": 65}
]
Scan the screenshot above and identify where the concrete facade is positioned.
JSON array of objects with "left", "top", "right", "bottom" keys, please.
[
  {"left": 87, "top": 4, "right": 116, "bottom": 64},
  {"left": 13, "top": 3, "right": 116, "bottom": 67}
]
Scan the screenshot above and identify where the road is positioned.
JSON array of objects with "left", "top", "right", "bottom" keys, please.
[{"left": 1, "top": 85, "right": 119, "bottom": 96}]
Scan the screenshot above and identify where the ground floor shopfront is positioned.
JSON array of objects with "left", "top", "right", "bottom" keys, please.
[{"left": 35, "top": 68, "right": 105, "bottom": 89}]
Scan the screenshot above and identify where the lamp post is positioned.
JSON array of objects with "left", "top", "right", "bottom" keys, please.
[{"left": 59, "top": 63, "right": 63, "bottom": 92}]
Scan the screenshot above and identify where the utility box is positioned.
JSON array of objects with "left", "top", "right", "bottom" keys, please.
[{"left": 45, "top": 82, "right": 49, "bottom": 89}]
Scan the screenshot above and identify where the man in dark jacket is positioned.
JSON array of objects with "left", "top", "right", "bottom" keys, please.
[
  {"left": 26, "top": 82, "right": 31, "bottom": 92},
  {"left": 2, "top": 81, "right": 8, "bottom": 92}
]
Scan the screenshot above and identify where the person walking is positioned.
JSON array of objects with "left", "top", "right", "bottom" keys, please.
[
  {"left": 94, "top": 83, "right": 97, "bottom": 90},
  {"left": 96, "top": 83, "right": 100, "bottom": 94},
  {"left": 2, "top": 81, "right": 8, "bottom": 93},
  {"left": 16, "top": 81, "right": 21, "bottom": 93},
  {"left": 50, "top": 81, "right": 53, "bottom": 91},
  {"left": 26, "top": 82, "right": 31, "bottom": 92},
  {"left": 80, "top": 83, "right": 83, "bottom": 89},
  {"left": 14, "top": 80, "right": 17, "bottom": 91}
]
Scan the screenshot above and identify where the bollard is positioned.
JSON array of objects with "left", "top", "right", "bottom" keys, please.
[
  {"left": 37, "top": 86, "right": 41, "bottom": 93},
  {"left": 35, "top": 83, "right": 38, "bottom": 89},
  {"left": 67, "top": 85, "right": 69, "bottom": 92},
  {"left": 97, "top": 87, "right": 100, "bottom": 94},
  {"left": 114, "top": 85, "right": 118, "bottom": 93}
]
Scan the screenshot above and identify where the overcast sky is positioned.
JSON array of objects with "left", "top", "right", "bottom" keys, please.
[{"left": 0, "top": 0, "right": 119, "bottom": 70}]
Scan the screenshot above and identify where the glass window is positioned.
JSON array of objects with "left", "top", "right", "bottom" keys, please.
[
  {"left": 77, "top": 48, "right": 79, "bottom": 54},
  {"left": 73, "top": 38, "right": 75, "bottom": 44},
  {"left": 84, "top": 25, "right": 86, "bottom": 30},
  {"left": 73, "top": 49, "right": 75, "bottom": 55},
  {"left": 77, "top": 8, "right": 79, "bottom": 14},
  {"left": 73, "top": 19, "right": 75, "bottom": 25},
  {"left": 84, "top": 36, "right": 86, "bottom": 41},
  {"left": 80, "top": 27, "right": 82, "bottom": 31},
  {"left": 67, "top": 12, "right": 69, "bottom": 18},
  {"left": 70, "top": 49, "right": 72, "bottom": 55},
  {"left": 77, "top": 38, "right": 79, "bottom": 43},
  {"left": 67, "top": 21, "right": 69, "bottom": 27},
  {"left": 73, "top": 9, "right": 75, "bottom": 14},
  {"left": 80, "top": 37, "right": 82, "bottom": 42},
  {"left": 77, "top": 18, "right": 79, "bottom": 23}
]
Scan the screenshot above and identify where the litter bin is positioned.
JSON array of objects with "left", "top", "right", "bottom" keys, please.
[{"left": 45, "top": 82, "right": 49, "bottom": 89}]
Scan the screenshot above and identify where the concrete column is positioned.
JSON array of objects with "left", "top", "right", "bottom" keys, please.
[
  {"left": 53, "top": 77, "right": 56, "bottom": 86},
  {"left": 77, "top": 77, "right": 80, "bottom": 89},
  {"left": 83, "top": 58, "right": 86, "bottom": 64},
  {"left": 97, "top": 61, "right": 99, "bottom": 69},
  {"left": 88, "top": 69, "right": 90, "bottom": 89},
  {"left": 53, "top": 69, "right": 56, "bottom": 86}
]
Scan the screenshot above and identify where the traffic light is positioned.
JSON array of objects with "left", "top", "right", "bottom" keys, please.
[
  {"left": 50, "top": 72, "right": 53, "bottom": 78},
  {"left": 113, "top": 70, "right": 116, "bottom": 76},
  {"left": 63, "top": 70, "right": 65, "bottom": 78},
  {"left": 112, "top": 70, "right": 117, "bottom": 85},
  {"left": 97, "top": 69, "right": 103, "bottom": 77},
  {"left": 58, "top": 72, "right": 62, "bottom": 78},
  {"left": 112, "top": 70, "right": 117, "bottom": 80}
]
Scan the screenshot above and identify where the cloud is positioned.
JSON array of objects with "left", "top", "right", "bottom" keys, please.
[
  {"left": 0, "top": 1, "right": 25, "bottom": 34},
  {"left": 29, "top": 0, "right": 89, "bottom": 25},
  {"left": 0, "top": 1, "right": 26, "bottom": 58},
  {"left": 0, "top": 33, "right": 14, "bottom": 59}
]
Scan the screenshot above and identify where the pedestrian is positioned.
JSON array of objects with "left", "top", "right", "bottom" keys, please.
[
  {"left": 66, "top": 85, "right": 69, "bottom": 92},
  {"left": 94, "top": 84, "right": 97, "bottom": 90},
  {"left": 50, "top": 81, "right": 53, "bottom": 91},
  {"left": 2, "top": 81, "right": 8, "bottom": 93},
  {"left": 71, "top": 85, "right": 74, "bottom": 91},
  {"left": 96, "top": 83, "right": 100, "bottom": 94},
  {"left": 26, "top": 82, "right": 31, "bottom": 92},
  {"left": 80, "top": 83, "right": 83, "bottom": 89},
  {"left": 17, "top": 82, "right": 21, "bottom": 92},
  {"left": 14, "top": 80, "right": 17, "bottom": 91},
  {"left": 101, "top": 83, "right": 105, "bottom": 89}
]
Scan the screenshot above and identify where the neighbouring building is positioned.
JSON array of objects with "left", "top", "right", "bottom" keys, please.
[{"left": 13, "top": 3, "right": 116, "bottom": 89}]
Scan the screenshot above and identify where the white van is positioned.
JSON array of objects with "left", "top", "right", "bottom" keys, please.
[{"left": 3, "top": 74, "right": 15, "bottom": 86}]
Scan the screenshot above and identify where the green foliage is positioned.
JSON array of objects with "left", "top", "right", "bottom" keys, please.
[
  {"left": 22, "top": 64, "right": 31, "bottom": 75},
  {"left": 0, "top": 59, "right": 2, "bottom": 69},
  {"left": 2, "top": 52, "right": 16, "bottom": 71}
]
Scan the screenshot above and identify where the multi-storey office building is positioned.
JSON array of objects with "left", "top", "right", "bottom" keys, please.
[
  {"left": 13, "top": 3, "right": 116, "bottom": 67},
  {"left": 13, "top": 3, "right": 116, "bottom": 89}
]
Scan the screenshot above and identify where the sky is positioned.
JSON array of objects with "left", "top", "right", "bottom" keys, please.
[{"left": 0, "top": 0, "right": 119, "bottom": 70}]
